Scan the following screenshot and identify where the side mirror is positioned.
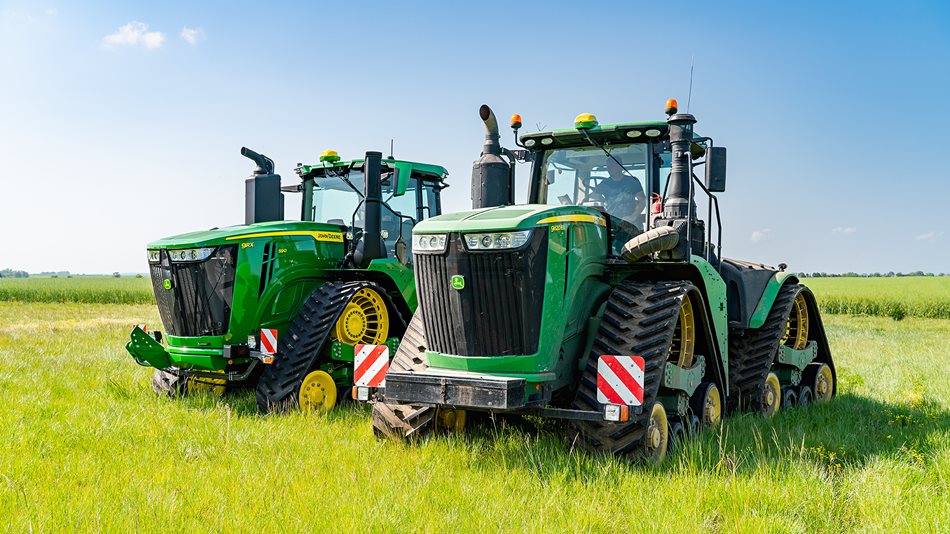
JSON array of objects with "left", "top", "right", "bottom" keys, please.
[
  {"left": 705, "top": 146, "right": 727, "bottom": 192},
  {"left": 392, "top": 162, "right": 413, "bottom": 197}
]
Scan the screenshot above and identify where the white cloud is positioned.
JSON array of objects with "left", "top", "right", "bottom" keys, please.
[
  {"left": 832, "top": 226, "right": 857, "bottom": 235},
  {"left": 915, "top": 231, "right": 941, "bottom": 241},
  {"left": 102, "top": 21, "right": 165, "bottom": 49},
  {"left": 44, "top": 8, "right": 58, "bottom": 16},
  {"left": 751, "top": 228, "right": 771, "bottom": 242},
  {"left": 180, "top": 26, "right": 206, "bottom": 45}
]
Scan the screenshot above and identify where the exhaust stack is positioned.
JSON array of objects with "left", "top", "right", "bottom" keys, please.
[
  {"left": 471, "top": 104, "right": 514, "bottom": 209},
  {"left": 354, "top": 151, "right": 385, "bottom": 268},
  {"left": 242, "top": 147, "right": 284, "bottom": 225},
  {"left": 663, "top": 113, "right": 697, "bottom": 220}
]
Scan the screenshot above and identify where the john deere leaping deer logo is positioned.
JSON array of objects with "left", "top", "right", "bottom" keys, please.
[
  {"left": 450, "top": 275, "right": 465, "bottom": 290},
  {"left": 163, "top": 279, "right": 172, "bottom": 290}
]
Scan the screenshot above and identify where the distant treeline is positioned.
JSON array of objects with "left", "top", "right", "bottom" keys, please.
[
  {"left": 0, "top": 269, "right": 30, "bottom": 278},
  {"left": 799, "top": 272, "right": 947, "bottom": 278}
]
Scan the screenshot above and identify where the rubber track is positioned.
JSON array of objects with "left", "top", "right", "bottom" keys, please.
[
  {"left": 571, "top": 281, "right": 692, "bottom": 458},
  {"left": 256, "top": 280, "right": 379, "bottom": 412},
  {"left": 725, "top": 283, "right": 801, "bottom": 412},
  {"left": 371, "top": 310, "right": 437, "bottom": 439}
]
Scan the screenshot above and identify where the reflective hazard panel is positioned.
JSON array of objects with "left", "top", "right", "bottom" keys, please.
[
  {"left": 596, "top": 355, "right": 645, "bottom": 406},
  {"left": 260, "top": 328, "right": 278, "bottom": 355},
  {"left": 354, "top": 344, "right": 389, "bottom": 387}
]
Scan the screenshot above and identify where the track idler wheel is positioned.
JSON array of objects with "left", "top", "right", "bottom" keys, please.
[
  {"left": 298, "top": 370, "right": 337, "bottom": 413},
  {"left": 435, "top": 408, "right": 467, "bottom": 434},
  {"left": 797, "top": 385, "right": 814, "bottom": 406},
  {"left": 669, "top": 417, "right": 687, "bottom": 452},
  {"left": 781, "top": 387, "right": 798, "bottom": 409},
  {"left": 802, "top": 363, "right": 834, "bottom": 403},
  {"left": 644, "top": 402, "right": 670, "bottom": 462},
  {"left": 690, "top": 381, "right": 722, "bottom": 428},
  {"left": 759, "top": 372, "right": 781, "bottom": 417}
]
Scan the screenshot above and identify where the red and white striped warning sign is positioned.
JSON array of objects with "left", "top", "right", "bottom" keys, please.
[
  {"left": 596, "top": 355, "right": 645, "bottom": 406},
  {"left": 133, "top": 323, "right": 147, "bottom": 332},
  {"left": 354, "top": 344, "right": 389, "bottom": 387},
  {"left": 260, "top": 328, "right": 278, "bottom": 355}
]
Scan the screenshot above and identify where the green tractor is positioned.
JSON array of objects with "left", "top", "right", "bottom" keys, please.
[
  {"left": 364, "top": 101, "right": 836, "bottom": 460},
  {"left": 126, "top": 147, "right": 449, "bottom": 412}
]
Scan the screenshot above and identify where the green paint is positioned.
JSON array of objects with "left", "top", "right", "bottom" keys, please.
[{"left": 749, "top": 271, "right": 798, "bottom": 328}]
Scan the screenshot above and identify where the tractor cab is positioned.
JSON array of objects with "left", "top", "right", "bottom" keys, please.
[
  {"left": 291, "top": 151, "right": 448, "bottom": 265},
  {"left": 520, "top": 115, "right": 720, "bottom": 259}
]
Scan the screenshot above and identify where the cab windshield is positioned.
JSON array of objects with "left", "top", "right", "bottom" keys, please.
[{"left": 537, "top": 143, "right": 650, "bottom": 250}]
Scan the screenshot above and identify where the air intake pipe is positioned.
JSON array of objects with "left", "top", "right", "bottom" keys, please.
[
  {"left": 354, "top": 151, "right": 385, "bottom": 268},
  {"left": 662, "top": 113, "right": 697, "bottom": 220},
  {"left": 471, "top": 104, "right": 514, "bottom": 209},
  {"left": 242, "top": 147, "right": 284, "bottom": 224}
]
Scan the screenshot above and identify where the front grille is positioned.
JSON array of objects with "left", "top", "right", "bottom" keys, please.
[
  {"left": 149, "top": 246, "right": 237, "bottom": 337},
  {"left": 415, "top": 230, "right": 547, "bottom": 356}
]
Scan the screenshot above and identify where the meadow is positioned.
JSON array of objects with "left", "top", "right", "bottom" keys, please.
[{"left": 0, "top": 278, "right": 947, "bottom": 531}]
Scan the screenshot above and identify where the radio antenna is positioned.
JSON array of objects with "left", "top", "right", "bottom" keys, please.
[
  {"left": 687, "top": 55, "right": 695, "bottom": 113},
  {"left": 389, "top": 139, "right": 394, "bottom": 159}
]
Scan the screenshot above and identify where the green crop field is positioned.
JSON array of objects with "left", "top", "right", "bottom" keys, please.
[
  {"left": 0, "top": 276, "right": 154, "bottom": 305},
  {"left": 806, "top": 277, "right": 950, "bottom": 320},
  {"left": 0, "top": 279, "right": 947, "bottom": 531}
]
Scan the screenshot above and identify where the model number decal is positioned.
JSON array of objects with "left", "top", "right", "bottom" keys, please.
[
  {"left": 241, "top": 242, "right": 254, "bottom": 249},
  {"left": 550, "top": 224, "right": 566, "bottom": 232}
]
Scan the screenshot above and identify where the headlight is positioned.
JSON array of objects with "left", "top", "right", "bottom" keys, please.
[
  {"left": 413, "top": 233, "right": 447, "bottom": 253},
  {"left": 463, "top": 230, "right": 532, "bottom": 250},
  {"left": 147, "top": 250, "right": 160, "bottom": 263},
  {"left": 168, "top": 247, "right": 215, "bottom": 262}
]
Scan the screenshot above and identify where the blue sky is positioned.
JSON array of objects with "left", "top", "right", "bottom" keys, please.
[{"left": 1, "top": 0, "right": 948, "bottom": 274}]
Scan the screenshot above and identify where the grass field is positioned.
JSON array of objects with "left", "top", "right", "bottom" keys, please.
[
  {"left": 0, "top": 298, "right": 947, "bottom": 531},
  {"left": 0, "top": 276, "right": 153, "bottom": 305}
]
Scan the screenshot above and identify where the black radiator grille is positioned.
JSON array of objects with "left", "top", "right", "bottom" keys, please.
[
  {"left": 414, "top": 230, "right": 547, "bottom": 356},
  {"left": 149, "top": 246, "right": 237, "bottom": 337}
]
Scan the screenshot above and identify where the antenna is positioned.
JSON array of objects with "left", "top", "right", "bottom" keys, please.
[
  {"left": 686, "top": 55, "right": 695, "bottom": 113},
  {"left": 389, "top": 139, "right": 394, "bottom": 159}
]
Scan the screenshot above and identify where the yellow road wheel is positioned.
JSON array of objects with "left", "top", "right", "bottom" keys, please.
[
  {"left": 811, "top": 363, "right": 834, "bottom": 402},
  {"left": 695, "top": 382, "right": 722, "bottom": 427},
  {"left": 298, "top": 370, "right": 337, "bottom": 413},
  {"left": 334, "top": 287, "right": 389, "bottom": 345},
  {"left": 780, "top": 292, "right": 809, "bottom": 350},
  {"left": 760, "top": 372, "right": 781, "bottom": 417},
  {"left": 189, "top": 371, "right": 226, "bottom": 396},
  {"left": 436, "top": 408, "right": 467, "bottom": 433},
  {"left": 644, "top": 402, "right": 670, "bottom": 462},
  {"left": 669, "top": 296, "right": 696, "bottom": 368}
]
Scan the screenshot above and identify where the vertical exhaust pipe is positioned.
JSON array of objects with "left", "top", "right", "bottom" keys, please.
[
  {"left": 354, "top": 151, "right": 385, "bottom": 268},
  {"left": 471, "top": 104, "right": 514, "bottom": 209},
  {"left": 242, "top": 147, "right": 284, "bottom": 224}
]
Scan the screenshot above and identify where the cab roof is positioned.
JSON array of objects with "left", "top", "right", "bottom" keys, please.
[
  {"left": 295, "top": 158, "right": 448, "bottom": 182},
  {"left": 520, "top": 121, "right": 671, "bottom": 149}
]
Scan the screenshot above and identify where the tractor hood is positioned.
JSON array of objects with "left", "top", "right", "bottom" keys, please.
[
  {"left": 413, "top": 204, "right": 606, "bottom": 234},
  {"left": 147, "top": 220, "right": 345, "bottom": 249}
]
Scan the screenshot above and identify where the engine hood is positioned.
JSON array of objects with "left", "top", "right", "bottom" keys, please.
[
  {"left": 412, "top": 204, "right": 606, "bottom": 233},
  {"left": 147, "top": 220, "right": 345, "bottom": 249}
]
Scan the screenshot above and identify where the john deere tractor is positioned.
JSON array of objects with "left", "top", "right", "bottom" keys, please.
[
  {"left": 125, "top": 148, "right": 448, "bottom": 412},
  {"left": 364, "top": 102, "right": 836, "bottom": 460}
]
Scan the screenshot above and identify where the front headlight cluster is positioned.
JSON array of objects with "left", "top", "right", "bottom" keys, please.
[
  {"left": 168, "top": 247, "right": 215, "bottom": 262},
  {"left": 463, "top": 230, "right": 532, "bottom": 250},
  {"left": 414, "top": 233, "right": 447, "bottom": 252},
  {"left": 147, "top": 250, "right": 160, "bottom": 263}
]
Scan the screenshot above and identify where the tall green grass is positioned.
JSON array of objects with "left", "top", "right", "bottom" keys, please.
[
  {"left": 0, "top": 277, "right": 153, "bottom": 305},
  {"left": 0, "top": 303, "right": 946, "bottom": 531}
]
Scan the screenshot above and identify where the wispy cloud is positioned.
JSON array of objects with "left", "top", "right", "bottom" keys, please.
[
  {"left": 751, "top": 228, "right": 771, "bottom": 242},
  {"left": 832, "top": 226, "right": 857, "bottom": 235},
  {"left": 180, "top": 26, "right": 206, "bottom": 45},
  {"left": 102, "top": 21, "right": 165, "bottom": 49},
  {"left": 44, "top": 8, "right": 58, "bottom": 16},
  {"left": 915, "top": 231, "right": 941, "bottom": 241}
]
